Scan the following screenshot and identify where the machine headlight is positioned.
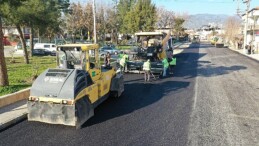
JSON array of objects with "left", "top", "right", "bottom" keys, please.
[
  {"left": 62, "top": 100, "right": 74, "bottom": 105},
  {"left": 28, "top": 96, "right": 39, "bottom": 101}
]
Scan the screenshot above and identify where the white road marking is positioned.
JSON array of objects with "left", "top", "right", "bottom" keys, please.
[{"left": 229, "top": 114, "right": 259, "bottom": 121}]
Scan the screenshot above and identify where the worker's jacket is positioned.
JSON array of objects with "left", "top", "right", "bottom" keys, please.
[
  {"left": 169, "top": 58, "right": 176, "bottom": 65},
  {"left": 118, "top": 54, "right": 123, "bottom": 59},
  {"left": 162, "top": 58, "right": 169, "bottom": 68},
  {"left": 143, "top": 61, "right": 151, "bottom": 71},
  {"left": 120, "top": 56, "right": 126, "bottom": 67}
]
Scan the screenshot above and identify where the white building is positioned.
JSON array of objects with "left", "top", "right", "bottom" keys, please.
[
  {"left": 2, "top": 26, "right": 30, "bottom": 38},
  {"left": 242, "top": 7, "right": 259, "bottom": 50}
]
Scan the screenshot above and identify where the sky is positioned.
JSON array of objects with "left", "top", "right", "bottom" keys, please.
[
  {"left": 153, "top": 0, "right": 259, "bottom": 15},
  {"left": 71, "top": 0, "right": 259, "bottom": 16}
]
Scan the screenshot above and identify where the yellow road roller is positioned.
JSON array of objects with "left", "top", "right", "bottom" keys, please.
[{"left": 27, "top": 44, "right": 124, "bottom": 128}]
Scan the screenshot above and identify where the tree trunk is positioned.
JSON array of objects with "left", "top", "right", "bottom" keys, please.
[
  {"left": 38, "top": 28, "right": 41, "bottom": 43},
  {"left": 0, "top": 17, "right": 9, "bottom": 86},
  {"left": 30, "top": 27, "right": 34, "bottom": 56},
  {"left": 16, "top": 25, "right": 29, "bottom": 64},
  {"left": 80, "top": 29, "right": 83, "bottom": 40},
  {"left": 111, "top": 29, "right": 115, "bottom": 43}
]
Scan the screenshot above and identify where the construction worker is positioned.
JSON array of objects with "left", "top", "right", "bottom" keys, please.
[
  {"left": 118, "top": 51, "right": 124, "bottom": 59},
  {"left": 123, "top": 52, "right": 128, "bottom": 61},
  {"left": 119, "top": 54, "right": 127, "bottom": 74},
  {"left": 105, "top": 52, "right": 111, "bottom": 67},
  {"left": 143, "top": 59, "right": 151, "bottom": 82},
  {"left": 162, "top": 58, "right": 169, "bottom": 77},
  {"left": 167, "top": 49, "right": 174, "bottom": 74}
]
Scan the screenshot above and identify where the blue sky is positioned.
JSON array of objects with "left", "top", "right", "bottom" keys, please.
[
  {"left": 153, "top": 0, "right": 259, "bottom": 15},
  {"left": 71, "top": 0, "right": 259, "bottom": 15}
]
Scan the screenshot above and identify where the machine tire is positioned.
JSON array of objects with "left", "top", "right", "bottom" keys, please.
[
  {"left": 76, "top": 124, "right": 82, "bottom": 130},
  {"left": 110, "top": 91, "right": 119, "bottom": 98}
]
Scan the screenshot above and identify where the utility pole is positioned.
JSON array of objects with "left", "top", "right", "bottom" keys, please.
[
  {"left": 235, "top": 0, "right": 241, "bottom": 16},
  {"left": 115, "top": 0, "right": 118, "bottom": 45},
  {"left": 243, "top": 0, "right": 251, "bottom": 52},
  {"left": 93, "top": 0, "right": 97, "bottom": 44}
]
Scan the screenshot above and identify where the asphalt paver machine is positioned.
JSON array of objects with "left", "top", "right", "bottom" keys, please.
[{"left": 126, "top": 31, "right": 172, "bottom": 75}]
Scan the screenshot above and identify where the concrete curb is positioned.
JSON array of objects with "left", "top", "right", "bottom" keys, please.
[
  {"left": 0, "top": 88, "right": 30, "bottom": 108},
  {"left": 0, "top": 112, "right": 27, "bottom": 132}
]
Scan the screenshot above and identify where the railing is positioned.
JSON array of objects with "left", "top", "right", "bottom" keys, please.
[{"left": 247, "top": 24, "right": 259, "bottom": 30}]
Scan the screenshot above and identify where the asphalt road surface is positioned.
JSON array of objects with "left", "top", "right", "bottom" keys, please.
[{"left": 1, "top": 42, "right": 259, "bottom": 146}]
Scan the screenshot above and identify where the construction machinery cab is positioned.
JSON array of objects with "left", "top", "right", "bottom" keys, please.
[
  {"left": 123, "top": 31, "right": 171, "bottom": 74},
  {"left": 135, "top": 31, "right": 171, "bottom": 60},
  {"left": 57, "top": 44, "right": 101, "bottom": 81}
]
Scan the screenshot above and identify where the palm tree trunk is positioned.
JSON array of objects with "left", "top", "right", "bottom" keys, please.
[{"left": 0, "top": 17, "right": 9, "bottom": 86}]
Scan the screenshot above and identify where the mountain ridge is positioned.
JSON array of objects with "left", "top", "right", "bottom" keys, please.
[{"left": 184, "top": 14, "right": 231, "bottom": 29}]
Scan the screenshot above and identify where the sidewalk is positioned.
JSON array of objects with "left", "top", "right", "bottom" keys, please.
[
  {"left": 0, "top": 100, "right": 27, "bottom": 131},
  {"left": 228, "top": 45, "right": 259, "bottom": 61}
]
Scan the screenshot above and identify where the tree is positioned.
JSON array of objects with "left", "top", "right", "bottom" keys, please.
[
  {"left": 119, "top": 0, "right": 156, "bottom": 34},
  {"left": 83, "top": 2, "right": 94, "bottom": 40},
  {"left": 32, "top": 0, "right": 70, "bottom": 49},
  {"left": 0, "top": 0, "right": 30, "bottom": 64},
  {"left": 65, "top": 2, "right": 93, "bottom": 42},
  {"left": 224, "top": 16, "right": 241, "bottom": 47},
  {"left": 0, "top": 17, "right": 9, "bottom": 86},
  {"left": 96, "top": 4, "right": 110, "bottom": 42},
  {"left": 135, "top": 0, "right": 156, "bottom": 32},
  {"left": 173, "top": 17, "right": 185, "bottom": 40},
  {"left": 156, "top": 7, "right": 175, "bottom": 29},
  {"left": 117, "top": 0, "right": 135, "bottom": 33},
  {"left": 1, "top": 0, "right": 69, "bottom": 61}
]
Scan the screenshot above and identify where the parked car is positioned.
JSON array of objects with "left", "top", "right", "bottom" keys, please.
[
  {"left": 34, "top": 43, "right": 57, "bottom": 56},
  {"left": 99, "top": 50, "right": 108, "bottom": 58},
  {"left": 99, "top": 46, "right": 119, "bottom": 55},
  {"left": 32, "top": 49, "right": 55, "bottom": 56},
  {"left": 34, "top": 43, "right": 56, "bottom": 51}
]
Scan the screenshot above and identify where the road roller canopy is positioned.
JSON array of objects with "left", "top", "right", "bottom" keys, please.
[
  {"left": 56, "top": 44, "right": 100, "bottom": 71},
  {"left": 134, "top": 32, "right": 166, "bottom": 48},
  {"left": 57, "top": 44, "right": 99, "bottom": 51}
]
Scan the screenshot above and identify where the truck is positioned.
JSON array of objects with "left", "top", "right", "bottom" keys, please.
[{"left": 27, "top": 44, "right": 124, "bottom": 128}]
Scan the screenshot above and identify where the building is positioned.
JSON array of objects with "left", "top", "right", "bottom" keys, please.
[
  {"left": 242, "top": 7, "right": 259, "bottom": 51},
  {"left": 2, "top": 26, "right": 30, "bottom": 38},
  {"left": 2, "top": 26, "right": 30, "bottom": 46}
]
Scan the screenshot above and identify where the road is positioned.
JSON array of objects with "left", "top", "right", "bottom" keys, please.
[{"left": 1, "top": 42, "right": 259, "bottom": 146}]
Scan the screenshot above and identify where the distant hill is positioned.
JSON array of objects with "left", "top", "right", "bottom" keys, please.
[{"left": 184, "top": 14, "right": 230, "bottom": 29}]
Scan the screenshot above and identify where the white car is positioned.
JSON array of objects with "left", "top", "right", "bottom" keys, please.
[
  {"left": 34, "top": 43, "right": 56, "bottom": 52},
  {"left": 99, "top": 46, "right": 119, "bottom": 55}
]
